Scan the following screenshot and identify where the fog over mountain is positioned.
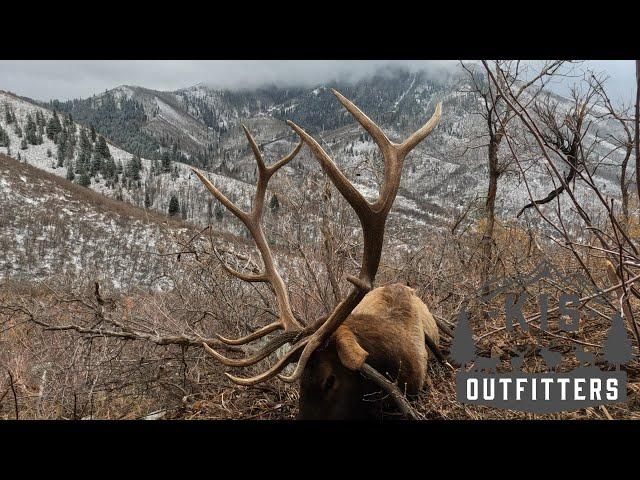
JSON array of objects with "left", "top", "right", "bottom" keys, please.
[{"left": 0, "top": 60, "right": 636, "bottom": 103}]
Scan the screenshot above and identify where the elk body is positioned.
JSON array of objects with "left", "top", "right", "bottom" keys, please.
[
  {"left": 299, "top": 283, "right": 439, "bottom": 419},
  {"left": 193, "top": 89, "right": 443, "bottom": 419}
]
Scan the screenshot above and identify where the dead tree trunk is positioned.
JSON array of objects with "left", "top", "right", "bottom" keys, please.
[
  {"left": 621, "top": 142, "right": 632, "bottom": 222},
  {"left": 482, "top": 137, "right": 500, "bottom": 279}
]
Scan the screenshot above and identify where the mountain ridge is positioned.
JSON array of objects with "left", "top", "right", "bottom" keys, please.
[{"left": 1, "top": 68, "right": 632, "bottom": 266}]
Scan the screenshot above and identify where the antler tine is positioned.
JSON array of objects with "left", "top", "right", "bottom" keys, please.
[
  {"left": 287, "top": 120, "right": 371, "bottom": 220},
  {"left": 243, "top": 123, "right": 303, "bottom": 177},
  {"left": 192, "top": 168, "right": 248, "bottom": 222},
  {"left": 215, "top": 321, "right": 282, "bottom": 345},
  {"left": 241, "top": 124, "right": 267, "bottom": 172},
  {"left": 269, "top": 139, "right": 303, "bottom": 173},
  {"left": 330, "top": 88, "right": 393, "bottom": 158},
  {"left": 202, "top": 329, "right": 297, "bottom": 367},
  {"left": 224, "top": 338, "right": 308, "bottom": 386},
  {"left": 397, "top": 102, "right": 442, "bottom": 158},
  {"left": 212, "top": 247, "right": 269, "bottom": 283}
]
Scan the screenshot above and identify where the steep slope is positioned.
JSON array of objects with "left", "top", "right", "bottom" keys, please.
[
  {"left": 49, "top": 85, "right": 216, "bottom": 160},
  {"left": 4, "top": 65, "right": 632, "bottom": 251},
  {"left": 0, "top": 154, "right": 190, "bottom": 289},
  {"left": 1, "top": 89, "right": 445, "bottom": 245},
  {"left": 41, "top": 67, "right": 630, "bottom": 224},
  {"left": 0, "top": 89, "right": 258, "bottom": 236}
]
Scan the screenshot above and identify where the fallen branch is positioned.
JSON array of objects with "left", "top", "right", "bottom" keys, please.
[
  {"left": 7, "top": 369, "right": 19, "bottom": 420},
  {"left": 359, "top": 363, "right": 420, "bottom": 420}
]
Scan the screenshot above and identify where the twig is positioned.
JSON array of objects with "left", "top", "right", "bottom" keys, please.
[
  {"left": 7, "top": 369, "right": 19, "bottom": 420},
  {"left": 359, "top": 363, "right": 420, "bottom": 420},
  {"left": 424, "top": 333, "right": 454, "bottom": 370}
]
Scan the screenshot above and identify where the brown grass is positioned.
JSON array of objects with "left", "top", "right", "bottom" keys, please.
[{"left": 2, "top": 154, "right": 640, "bottom": 420}]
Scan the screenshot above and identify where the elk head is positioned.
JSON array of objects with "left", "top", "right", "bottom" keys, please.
[{"left": 192, "top": 89, "right": 442, "bottom": 419}]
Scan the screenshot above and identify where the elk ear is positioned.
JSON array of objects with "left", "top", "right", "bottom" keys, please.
[{"left": 334, "top": 326, "right": 369, "bottom": 371}]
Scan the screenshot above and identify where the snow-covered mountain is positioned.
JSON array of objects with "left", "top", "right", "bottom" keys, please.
[
  {"left": 1, "top": 66, "right": 633, "bottom": 284},
  {"left": 0, "top": 84, "right": 449, "bottom": 241},
  {"left": 40, "top": 67, "right": 631, "bottom": 222},
  {"left": 0, "top": 153, "right": 191, "bottom": 289},
  {"left": 0, "top": 89, "right": 258, "bottom": 232}
]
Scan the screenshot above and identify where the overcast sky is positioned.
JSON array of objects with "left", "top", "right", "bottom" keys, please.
[{"left": 0, "top": 60, "right": 635, "bottom": 104}]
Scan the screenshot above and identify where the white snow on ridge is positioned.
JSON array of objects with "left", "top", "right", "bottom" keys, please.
[
  {"left": 0, "top": 90, "right": 256, "bottom": 236},
  {"left": 0, "top": 160, "right": 190, "bottom": 289}
]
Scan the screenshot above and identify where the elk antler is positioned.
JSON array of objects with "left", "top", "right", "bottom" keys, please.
[
  {"left": 195, "top": 91, "right": 441, "bottom": 386},
  {"left": 279, "top": 90, "right": 442, "bottom": 382},
  {"left": 191, "top": 125, "right": 303, "bottom": 352}
]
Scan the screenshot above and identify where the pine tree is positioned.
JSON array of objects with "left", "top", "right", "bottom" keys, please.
[
  {"left": 56, "top": 130, "right": 67, "bottom": 168},
  {"left": 90, "top": 125, "right": 97, "bottom": 142},
  {"left": 66, "top": 161, "right": 75, "bottom": 181},
  {"left": 161, "top": 151, "right": 172, "bottom": 173},
  {"left": 168, "top": 195, "right": 180, "bottom": 216},
  {"left": 78, "top": 167, "right": 91, "bottom": 187},
  {"left": 144, "top": 190, "right": 152, "bottom": 208},
  {"left": 214, "top": 203, "right": 224, "bottom": 221},
  {"left": 20, "top": 138, "right": 27, "bottom": 150},
  {"left": 126, "top": 154, "right": 142, "bottom": 181},
  {"left": 450, "top": 310, "right": 476, "bottom": 368},
  {"left": 4, "top": 103, "right": 13, "bottom": 124},
  {"left": 102, "top": 156, "right": 116, "bottom": 179},
  {"left": 78, "top": 128, "right": 92, "bottom": 170},
  {"left": 269, "top": 194, "right": 280, "bottom": 214},
  {"left": 65, "top": 114, "right": 76, "bottom": 135},
  {"left": 36, "top": 110, "right": 46, "bottom": 128},
  {"left": 90, "top": 151, "right": 102, "bottom": 177},
  {"left": 95, "top": 135, "right": 111, "bottom": 159},
  {"left": 46, "top": 111, "right": 62, "bottom": 140},
  {"left": 603, "top": 313, "right": 633, "bottom": 370},
  {"left": 25, "top": 114, "right": 39, "bottom": 145},
  {"left": 36, "top": 111, "right": 45, "bottom": 138},
  {"left": 0, "top": 125, "right": 9, "bottom": 148}
]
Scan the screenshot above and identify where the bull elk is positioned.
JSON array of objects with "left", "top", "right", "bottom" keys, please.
[{"left": 191, "top": 89, "right": 443, "bottom": 419}]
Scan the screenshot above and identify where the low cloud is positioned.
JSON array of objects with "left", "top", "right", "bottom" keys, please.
[
  {"left": 0, "top": 60, "right": 634, "bottom": 104},
  {"left": 0, "top": 60, "right": 458, "bottom": 101}
]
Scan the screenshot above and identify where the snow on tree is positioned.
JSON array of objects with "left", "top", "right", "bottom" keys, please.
[
  {"left": 78, "top": 169, "right": 91, "bottom": 187},
  {"left": 0, "top": 125, "right": 9, "bottom": 147}
]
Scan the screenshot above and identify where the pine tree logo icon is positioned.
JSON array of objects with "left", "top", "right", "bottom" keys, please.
[
  {"left": 450, "top": 310, "right": 475, "bottom": 369},
  {"left": 603, "top": 312, "right": 632, "bottom": 371}
]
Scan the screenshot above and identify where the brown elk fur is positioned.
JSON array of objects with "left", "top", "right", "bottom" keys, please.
[
  {"left": 298, "top": 284, "right": 439, "bottom": 419},
  {"left": 341, "top": 283, "right": 439, "bottom": 393}
]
